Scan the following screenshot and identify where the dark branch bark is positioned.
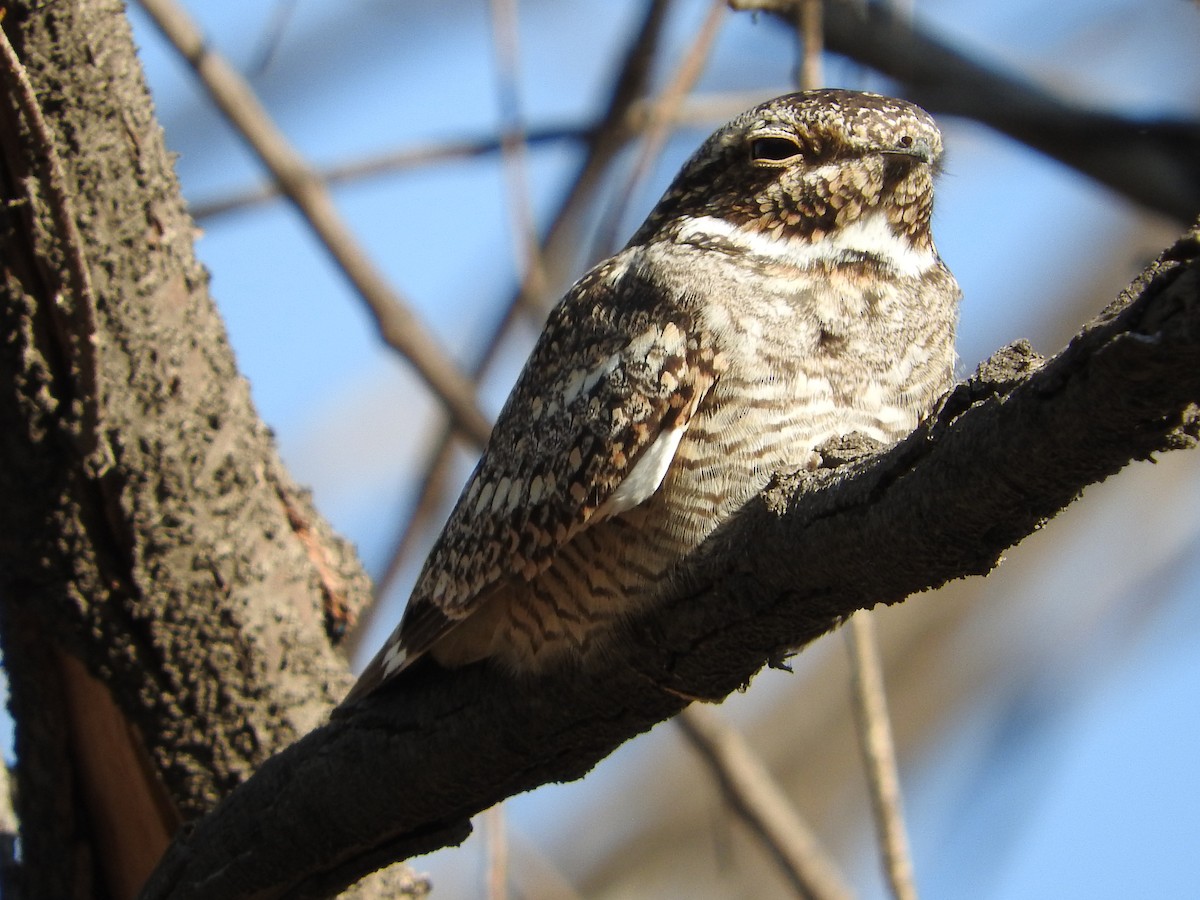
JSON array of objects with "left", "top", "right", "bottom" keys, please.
[
  {"left": 141, "top": 221, "right": 1200, "bottom": 899},
  {"left": 735, "top": 0, "right": 1200, "bottom": 222}
]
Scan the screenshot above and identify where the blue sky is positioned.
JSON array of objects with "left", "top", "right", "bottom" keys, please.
[{"left": 38, "top": 1, "right": 1200, "bottom": 896}]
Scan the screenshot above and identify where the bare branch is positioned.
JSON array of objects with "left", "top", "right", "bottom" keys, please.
[
  {"left": 141, "top": 222, "right": 1200, "bottom": 899},
  {"left": 134, "top": 0, "right": 493, "bottom": 446},
  {"left": 189, "top": 125, "right": 587, "bottom": 221},
  {"left": 481, "top": 3, "right": 528, "bottom": 857},
  {"left": 189, "top": 92, "right": 775, "bottom": 222},
  {"left": 484, "top": 806, "right": 509, "bottom": 900},
  {"left": 797, "top": 0, "right": 823, "bottom": 91},
  {"left": 677, "top": 707, "right": 853, "bottom": 900},
  {"left": 845, "top": 614, "right": 918, "bottom": 900},
  {"left": 248, "top": 0, "right": 299, "bottom": 75},
  {"left": 733, "top": 0, "right": 1200, "bottom": 221},
  {"left": 592, "top": 0, "right": 727, "bottom": 257},
  {"left": 487, "top": 0, "right": 547, "bottom": 305}
]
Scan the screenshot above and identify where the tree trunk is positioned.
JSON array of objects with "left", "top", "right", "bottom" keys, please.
[{"left": 0, "top": 2, "right": 417, "bottom": 896}]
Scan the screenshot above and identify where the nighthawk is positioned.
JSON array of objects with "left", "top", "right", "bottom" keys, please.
[{"left": 345, "top": 89, "right": 960, "bottom": 704}]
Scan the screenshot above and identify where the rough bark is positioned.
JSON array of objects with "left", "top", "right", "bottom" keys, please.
[
  {"left": 140, "top": 222, "right": 1200, "bottom": 899},
  {"left": 0, "top": 2, "right": 416, "bottom": 896}
]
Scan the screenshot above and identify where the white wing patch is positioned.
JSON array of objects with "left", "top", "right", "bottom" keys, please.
[
  {"left": 382, "top": 642, "right": 409, "bottom": 677},
  {"left": 596, "top": 423, "right": 688, "bottom": 519}
]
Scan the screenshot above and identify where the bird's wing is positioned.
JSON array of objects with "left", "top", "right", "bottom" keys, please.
[{"left": 345, "top": 257, "right": 725, "bottom": 701}]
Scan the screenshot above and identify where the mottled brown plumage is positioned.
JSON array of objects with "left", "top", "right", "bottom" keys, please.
[{"left": 344, "top": 90, "right": 960, "bottom": 704}]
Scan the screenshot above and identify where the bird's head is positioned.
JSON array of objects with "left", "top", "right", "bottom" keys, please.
[{"left": 630, "top": 90, "right": 944, "bottom": 253}]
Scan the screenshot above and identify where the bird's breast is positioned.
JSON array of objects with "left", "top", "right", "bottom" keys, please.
[{"left": 471, "top": 246, "right": 957, "bottom": 672}]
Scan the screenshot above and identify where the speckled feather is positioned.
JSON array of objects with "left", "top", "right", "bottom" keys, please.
[
  {"left": 390, "top": 266, "right": 725, "bottom": 663},
  {"left": 345, "top": 90, "right": 961, "bottom": 704}
]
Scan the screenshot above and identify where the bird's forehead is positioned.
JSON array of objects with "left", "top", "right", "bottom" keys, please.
[{"left": 726, "top": 90, "right": 940, "bottom": 150}]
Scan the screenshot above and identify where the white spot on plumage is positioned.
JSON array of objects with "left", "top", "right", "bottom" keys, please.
[
  {"left": 528, "top": 475, "right": 545, "bottom": 504},
  {"left": 861, "top": 381, "right": 884, "bottom": 406},
  {"left": 604, "top": 249, "right": 633, "bottom": 284},
  {"left": 491, "top": 477, "right": 512, "bottom": 514},
  {"left": 626, "top": 322, "right": 687, "bottom": 362},
  {"left": 874, "top": 403, "right": 909, "bottom": 427},
  {"left": 474, "top": 481, "right": 495, "bottom": 515},
  {"left": 562, "top": 355, "right": 620, "bottom": 405},
  {"left": 597, "top": 423, "right": 688, "bottom": 518},
  {"left": 506, "top": 480, "right": 524, "bottom": 513},
  {"left": 432, "top": 571, "right": 451, "bottom": 601},
  {"left": 382, "top": 642, "right": 408, "bottom": 676}
]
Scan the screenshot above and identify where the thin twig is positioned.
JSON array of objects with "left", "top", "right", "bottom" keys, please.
[
  {"left": 190, "top": 92, "right": 773, "bottom": 222},
  {"left": 249, "top": 0, "right": 299, "bottom": 75},
  {"left": 478, "top": 6, "right": 538, "bottom": 873},
  {"left": 846, "top": 613, "right": 918, "bottom": 900},
  {"left": 798, "top": 0, "right": 823, "bottom": 90},
  {"left": 487, "top": 0, "right": 547, "bottom": 305},
  {"left": 531, "top": 0, "right": 675, "bottom": 285},
  {"left": 0, "top": 17, "right": 108, "bottom": 474},
  {"left": 190, "top": 125, "right": 582, "bottom": 221},
  {"left": 508, "top": 829, "right": 585, "bottom": 900},
  {"left": 677, "top": 706, "right": 853, "bottom": 900},
  {"left": 135, "top": 0, "right": 492, "bottom": 446},
  {"left": 484, "top": 805, "right": 508, "bottom": 900},
  {"left": 359, "top": 0, "right": 677, "bottom": 637},
  {"left": 591, "top": 0, "right": 727, "bottom": 258}
]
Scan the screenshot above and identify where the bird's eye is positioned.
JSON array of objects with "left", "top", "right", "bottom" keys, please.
[
  {"left": 898, "top": 134, "right": 914, "bottom": 149},
  {"left": 749, "top": 135, "right": 805, "bottom": 165}
]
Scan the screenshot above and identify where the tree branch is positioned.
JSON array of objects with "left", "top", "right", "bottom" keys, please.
[
  {"left": 591, "top": 0, "right": 726, "bottom": 257},
  {"left": 845, "top": 614, "right": 916, "bottom": 900},
  {"left": 141, "top": 221, "right": 1200, "bottom": 899},
  {"left": 135, "top": 0, "right": 493, "bottom": 446},
  {"left": 188, "top": 92, "right": 773, "bottom": 223},
  {"left": 677, "top": 706, "right": 853, "bottom": 900}
]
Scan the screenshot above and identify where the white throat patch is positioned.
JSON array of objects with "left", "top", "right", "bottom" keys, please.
[{"left": 677, "top": 212, "right": 936, "bottom": 278}]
